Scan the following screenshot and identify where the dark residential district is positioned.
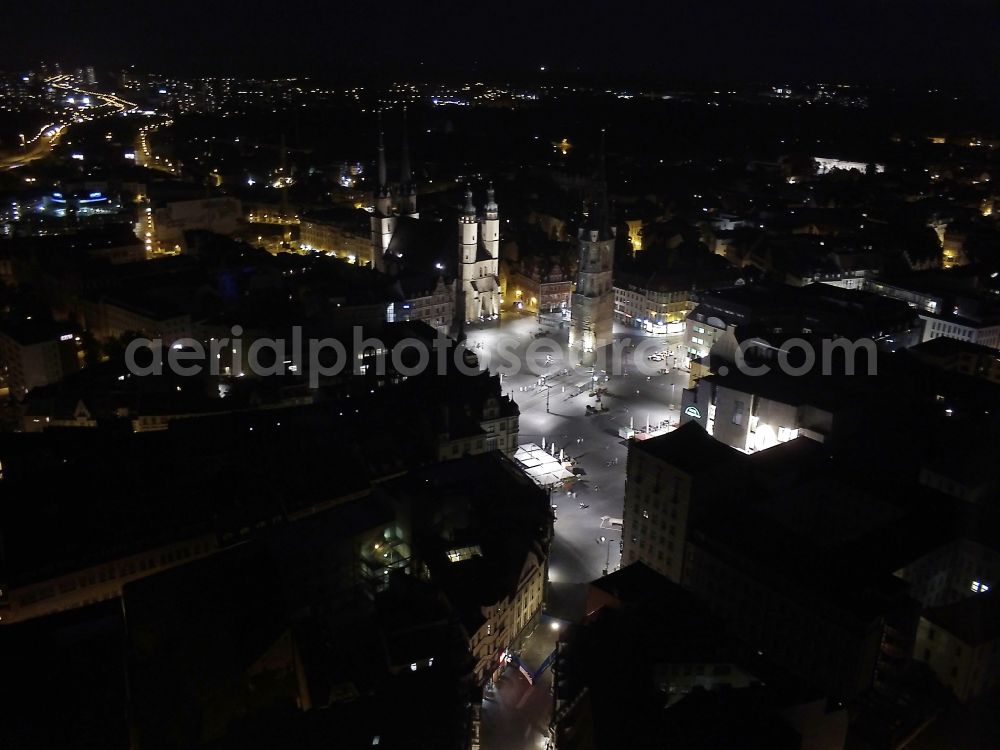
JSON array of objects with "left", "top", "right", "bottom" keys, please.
[{"left": 5, "top": 9, "right": 1000, "bottom": 750}]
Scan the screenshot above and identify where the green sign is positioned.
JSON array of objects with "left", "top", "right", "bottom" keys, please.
[{"left": 684, "top": 405, "right": 702, "bottom": 419}]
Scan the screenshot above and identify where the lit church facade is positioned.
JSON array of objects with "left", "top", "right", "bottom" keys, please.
[{"left": 369, "top": 118, "right": 500, "bottom": 330}]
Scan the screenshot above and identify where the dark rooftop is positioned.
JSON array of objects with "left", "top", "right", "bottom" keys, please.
[
  {"left": 923, "top": 591, "right": 1000, "bottom": 647},
  {"left": 631, "top": 421, "right": 745, "bottom": 476}
]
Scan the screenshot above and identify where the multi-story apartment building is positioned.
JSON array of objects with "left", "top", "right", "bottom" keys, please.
[
  {"left": 621, "top": 422, "right": 742, "bottom": 582},
  {"left": 388, "top": 274, "right": 455, "bottom": 333},
  {"left": 504, "top": 260, "right": 573, "bottom": 314},
  {"left": 914, "top": 592, "right": 1000, "bottom": 702},
  {"left": 0, "top": 322, "right": 82, "bottom": 400},
  {"left": 299, "top": 208, "right": 373, "bottom": 265},
  {"left": 866, "top": 276, "right": 1000, "bottom": 349},
  {"left": 614, "top": 264, "right": 739, "bottom": 335},
  {"left": 621, "top": 424, "right": 918, "bottom": 701},
  {"left": 81, "top": 292, "right": 192, "bottom": 347},
  {"left": 383, "top": 453, "right": 552, "bottom": 685},
  {"left": 614, "top": 283, "right": 692, "bottom": 334}
]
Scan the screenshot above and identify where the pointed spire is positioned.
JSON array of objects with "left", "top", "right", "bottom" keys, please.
[
  {"left": 400, "top": 105, "right": 412, "bottom": 188},
  {"left": 485, "top": 181, "right": 498, "bottom": 214},
  {"left": 463, "top": 185, "right": 476, "bottom": 216},
  {"left": 376, "top": 110, "right": 388, "bottom": 196},
  {"left": 588, "top": 128, "right": 612, "bottom": 239}
]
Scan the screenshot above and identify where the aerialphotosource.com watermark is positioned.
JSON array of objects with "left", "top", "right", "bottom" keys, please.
[{"left": 126, "top": 326, "right": 879, "bottom": 387}]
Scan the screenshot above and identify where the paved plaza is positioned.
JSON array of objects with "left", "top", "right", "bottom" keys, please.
[{"left": 466, "top": 311, "right": 690, "bottom": 586}]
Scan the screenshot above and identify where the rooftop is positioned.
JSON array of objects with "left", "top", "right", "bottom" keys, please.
[
  {"left": 923, "top": 591, "right": 1000, "bottom": 646},
  {"left": 631, "top": 421, "right": 745, "bottom": 476}
]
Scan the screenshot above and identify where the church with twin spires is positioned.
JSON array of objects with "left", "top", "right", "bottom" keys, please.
[{"left": 369, "top": 115, "right": 501, "bottom": 330}]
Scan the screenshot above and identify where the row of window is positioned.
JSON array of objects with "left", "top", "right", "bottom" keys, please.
[{"left": 15, "top": 540, "right": 212, "bottom": 608}]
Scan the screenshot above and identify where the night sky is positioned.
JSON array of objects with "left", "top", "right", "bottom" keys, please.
[{"left": 3, "top": 0, "right": 999, "bottom": 86}]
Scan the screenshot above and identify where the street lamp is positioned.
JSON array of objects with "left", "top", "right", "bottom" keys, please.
[{"left": 597, "top": 536, "right": 616, "bottom": 576}]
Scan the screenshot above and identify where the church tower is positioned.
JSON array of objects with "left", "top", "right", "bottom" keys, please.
[
  {"left": 398, "top": 106, "right": 418, "bottom": 218},
  {"left": 481, "top": 183, "right": 499, "bottom": 259},
  {"left": 370, "top": 117, "right": 396, "bottom": 271},
  {"left": 457, "top": 186, "right": 501, "bottom": 324},
  {"left": 569, "top": 131, "right": 615, "bottom": 365}
]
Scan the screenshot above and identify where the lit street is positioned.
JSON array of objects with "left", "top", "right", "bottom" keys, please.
[
  {"left": 0, "top": 74, "right": 135, "bottom": 170},
  {"left": 472, "top": 311, "right": 689, "bottom": 750},
  {"left": 481, "top": 620, "right": 560, "bottom": 750}
]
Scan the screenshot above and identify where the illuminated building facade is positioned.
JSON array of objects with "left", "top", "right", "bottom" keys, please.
[
  {"left": 299, "top": 209, "right": 372, "bottom": 265},
  {"left": 456, "top": 186, "right": 501, "bottom": 324},
  {"left": 569, "top": 217, "right": 615, "bottom": 365},
  {"left": 621, "top": 423, "right": 740, "bottom": 583}
]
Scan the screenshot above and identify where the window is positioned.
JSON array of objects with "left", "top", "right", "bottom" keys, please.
[
  {"left": 972, "top": 580, "right": 990, "bottom": 593},
  {"left": 778, "top": 426, "right": 799, "bottom": 442},
  {"left": 732, "top": 401, "right": 745, "bottom": 425}
]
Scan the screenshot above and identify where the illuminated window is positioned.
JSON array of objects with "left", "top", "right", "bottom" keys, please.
[
  {"left": 446, "top": 545, "right": 482, "bottom": 563},
  {"left": 778, "top": 427, "right": 799, "bottom": 442},
  {"left": 972, "top": 580, "right": 990, "bottom": 593}
]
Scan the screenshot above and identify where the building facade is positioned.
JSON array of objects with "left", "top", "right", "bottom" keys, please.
[
  {"left": 389, "top": 275, "right": 455, "bottom": 333},
  {"left": 504, "top": 262, "right": 573, "bottom": 315},
  {"left": 614, "top": 283, "right": 692, "bottom": 334},
  {"left": 0, "top": 323, "right": 82, "bottom": 400},
  {"left": 457, "top": 187, "right": 501, "bottom": 324},
  {"left": 569, "top": 220, "right": 615, "bottom": 365},
  {"left": 299, "top": 211, "right": 372, "bottom": 265},
  {"left": 680, "top": 374, "right": 832, "bottom": 454},
  {"left": 914, "top": 593, "right": 1000, "bottom": 702},
  {"left": 866, "top": 278, "right": 1000, "bottom": 350},
  {"left": 621, "top": 423, "right": 741, "bottom": 582},
  {"left": 468, "top": 545, "right": 547, "bottom": 685},
  {"left": 367, "top": 120, "right": 500, "bottom": 328},
  {"left": 153, "top": 197, "right": 243, "bottom": 248}
]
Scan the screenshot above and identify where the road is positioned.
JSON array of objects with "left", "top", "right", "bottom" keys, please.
[
  {"left": 0, "top": 122, "right": 65, "bottom": 170},
  {"left": 0, "top": 75, "right": 136, "bottom": 171},
  {"left": 136, "top": 120, "right": 178, "bottom": 174},
  {"left": 481, "top": 620, "right": 558, "bottom": 750}
]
